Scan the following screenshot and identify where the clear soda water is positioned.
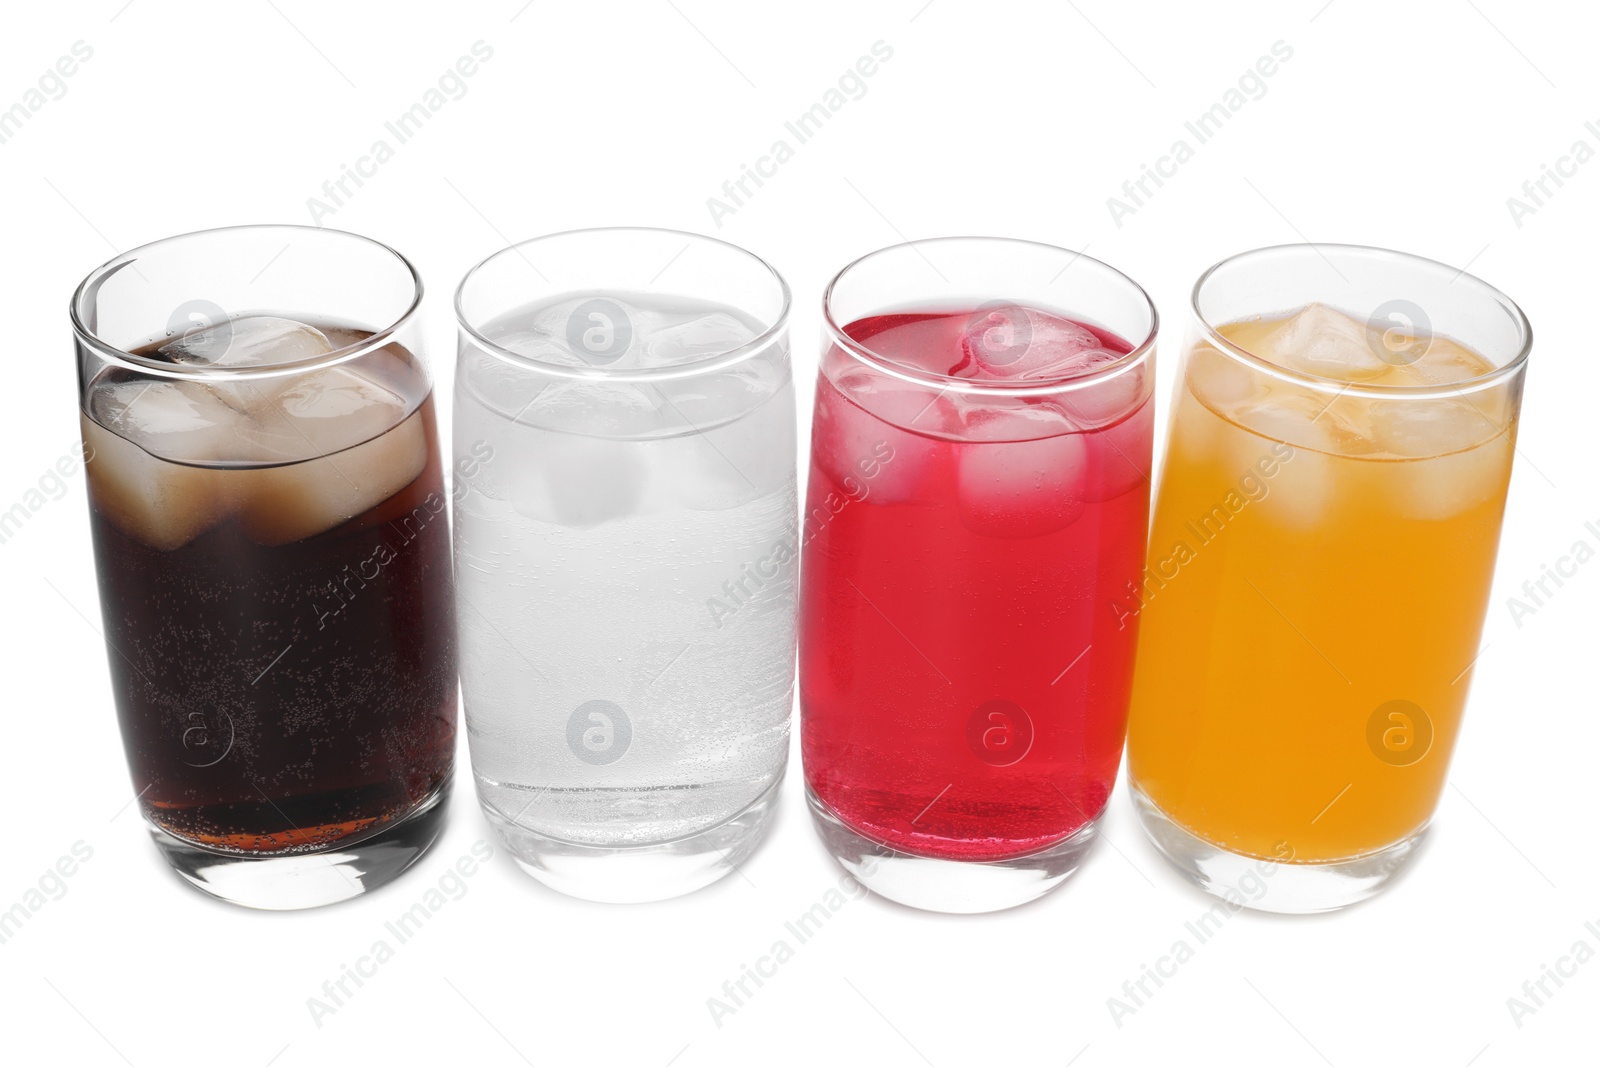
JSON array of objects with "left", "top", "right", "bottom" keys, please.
[{"left": 454, "top": 292, "right": 797, "bottom": 847}]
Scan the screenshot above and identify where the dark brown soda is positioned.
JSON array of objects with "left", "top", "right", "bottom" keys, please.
[{"left": 86, "top": 340, "right": 457, "bottom": 854}]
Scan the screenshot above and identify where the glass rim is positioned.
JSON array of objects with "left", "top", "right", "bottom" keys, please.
[
  {"left": 69, "top": 223, "right": 424, "bottom": 382},
  {"left": 1191, "top": 242, "right": 1534, "bottom": 400},
  {"left": 453, "top": 226, "right": 792, "bottom": 383},
  {"left": 821, "top": 236, "right": 1158, "bottom": 398}
]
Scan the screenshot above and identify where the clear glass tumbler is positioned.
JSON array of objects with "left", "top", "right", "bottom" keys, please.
[
  {"left": 72, "top": 225, "right": 457, "bottom": 909},
  {"left": 1126, "top": 243, "right": 1531, "bottom": 912},
  {"left": 453, "top": 227, "right": 796, "bottom": 902},
  {"left": 801, "top": 237, "right": 1158, "bottom": 912}
]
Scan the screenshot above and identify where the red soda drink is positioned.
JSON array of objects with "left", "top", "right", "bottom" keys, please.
[{"left": 800, "top": 242, "right": 1156, "bottom": 912}]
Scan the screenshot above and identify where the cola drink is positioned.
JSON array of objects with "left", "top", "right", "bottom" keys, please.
[
  {"left": 84, "top": 320, "right": 456, "bottom": 850},
  {"left": 76, "top": 243, "right": 459, "bottom": 908}
]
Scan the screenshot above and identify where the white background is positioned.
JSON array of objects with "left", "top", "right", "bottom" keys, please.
[{"left": 1, "top": 1, "right": 1594, "bottom": 1064}]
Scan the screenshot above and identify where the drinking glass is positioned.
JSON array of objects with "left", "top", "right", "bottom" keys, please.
[
  {"left": 801, "top": 237, "right": 1158, "bottom": 912},
  {"left": 72, "top": 225, "right": 457, "bottom": 909},
  {"left": 453, "top": 227, "right": 796, "bottom": 902},
  {"left": 1126, "top": 243, "right": 1531, "bottom": 912}
]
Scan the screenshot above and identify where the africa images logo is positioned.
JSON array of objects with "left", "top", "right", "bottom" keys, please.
[
  {"left": 568, "top": 699, "right": 631, "bottom": 766},
  {"left": 966, "top": 699, "right": 1034, "bottom": 767}
]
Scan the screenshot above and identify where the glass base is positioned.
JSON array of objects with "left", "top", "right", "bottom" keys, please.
[
  {"left": 149, "top": 779, "right": 451, "bottom": 911},
  {"left": 482, "top": 773, "right": 782, "bottom": 903},
  {"left": 805, "top": 784, "right": 1099, "bottom": 914},
  {"left": 1130, "top": 782, "right": 1428, "bottom": 914}
]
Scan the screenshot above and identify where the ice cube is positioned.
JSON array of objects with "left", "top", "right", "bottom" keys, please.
[
  {"left": 653, "top": 433, "right": 755, "bottom": 513},
  {"left": 1186, "top": 343, "right": 1268, "bottom": 415},
  {"left": 1259, "top": 303, "right": 1391, "bottom": 382},
  {"left": 812, "top": 363, "right": 954, "bottom": 507},
  {"left": 500, "top": 295, "right": 760, "bottom": 374},
  {"left": 1248, "top": 444, "right": 1333, "bottom": 530},
  {"left": 511, "top": 431, "right": 647, "bottom": 527},
  {"left": 159, "top": 314, "right": 335, "bottom": 411},
  {"left": 81, "top": 410, "right": 230, "bottom": 551},
  {"left": 159, "top": 314, "right": 334, "bottom": 369},
  {"left": 519, "top": 378, "right": 664, "bottom": 437},
  {"left": 653, "top": 356, "right": 784, "bottom": 435},
  {"left": 957, "top": 431, "right": 1087, "bottom": 539},
  {"left": 237, "top": 409, "right": 429, "bottom": 545},
  {"left": 222, "top": 365, "right": 426, "bottom": 543},
  {"left": 1400, "top": 335, "right": 1496, "bottom": 386},
  {"left": 1226, "top": 391, "right": 1368, "bottom": 530},
  {"left": 1387, "top": 433, "right": 1514, "bottom": 522},
  {"left": 489, "top": 328, "right": 588, "bottom": 369},
  {"left": 959, "top": 307, "right": 1109, "bottom": 380},
  {"left": 1081, "top": 397, "right": 1154, "bottom": 503},
  {"left": 89, "top": 377, "right": 240, "bottom": 459},
  {"left": 647, "top": 310, "right": 758, "bottom": 366},
  {"left": 483, "top": 303, "right": 622, "bottom": 368},
  {"left": 668, "top": 379, "right": 797, "bottom": 511},
  {"left": 86, "top": 378, "right": 245, "bottom": 545},
  {"left": 1368, "top": 398, "right": 1499, "bottom": 458},
  {"left": 1021, "top": 346, "right": 1128, "bottom": 382},
  {"left": 956, "top": 397, "right": 1075, "bottom": 442},
  {"left": 1369, "top": 391, "right": 1515, "bottom": 521},
  {"left": 1049, "top": 361, "right": 1150, "bottom": 431},
  {"left": 1230, "top": 389, "right": 1372, "bottom": 457},
  {"left": 233, "top": 364, "right": 413, "bottom": 463}
]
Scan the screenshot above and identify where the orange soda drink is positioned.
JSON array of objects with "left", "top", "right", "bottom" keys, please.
[{"left": 1124, "top": 244, "right": 1530, "bottom": 912}]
